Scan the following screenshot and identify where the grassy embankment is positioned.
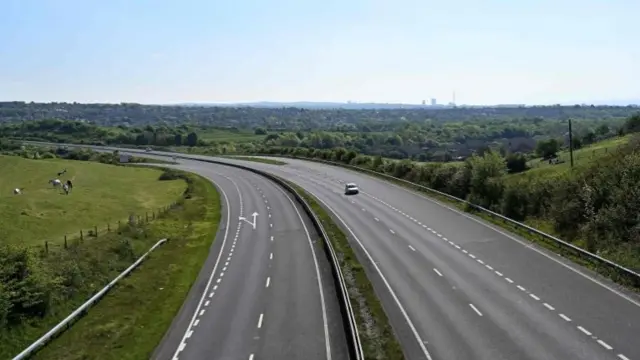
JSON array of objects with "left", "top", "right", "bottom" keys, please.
[
  {"left": 0, "top": 155, "right": 185, "bottom": 246},
  {"left": 0, "top": 161, "right": 222, "bottom": 359},
  {"left": 285, "top": 181, "right": 404, "bottom": 360},
  {"left": 223, "top": 155, "right": 287, "bottom": 165}
]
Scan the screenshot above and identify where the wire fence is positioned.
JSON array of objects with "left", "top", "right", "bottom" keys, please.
[{"left": 41, "top": 201, "right": 180, "bottom": 254}]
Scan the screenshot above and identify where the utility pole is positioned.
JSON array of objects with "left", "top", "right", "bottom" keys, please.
[{"left": 568, "top": 118, "right": 574, "bottom": 168}]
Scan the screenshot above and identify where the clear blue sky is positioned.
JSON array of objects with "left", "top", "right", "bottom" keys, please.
[{"left": 1, "top": 0, "right": 638, "bottom": 105}]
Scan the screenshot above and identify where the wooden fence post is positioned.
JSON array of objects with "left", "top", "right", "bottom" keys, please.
[
  {"left": 80, "top": 230, "right": 83, "bottom": 241},
  {"left": 107, "top": 223, "right": 110, "bottom": 232},
  {"left": 45, "top": 241, "right": 49, "bottom": 254},
  {"left": 94, "top": 225, "right": 98, "bottom": 237},
  {"left": 64, "top": 235, "right": 68, "bottom": 249}
]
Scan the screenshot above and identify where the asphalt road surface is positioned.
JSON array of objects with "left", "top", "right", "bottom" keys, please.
[
  {"left": 139, "top": 158, "right": 348, "bottom": 360},
  {"left": 31, "top": 142, "right": 640, "bottom": 360},
  {"left": 181, "top": 154, "right": 640, "bottom": 360}
]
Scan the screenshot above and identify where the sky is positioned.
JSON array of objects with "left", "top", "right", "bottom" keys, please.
[{"left": 1, "top": 0, "right": 638, "bottom": 105}]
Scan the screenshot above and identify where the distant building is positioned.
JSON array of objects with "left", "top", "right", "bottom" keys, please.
[
  {"left": 422, "top": 100, "right": 426, "bottom": 105},
  {"left": 431, "top": 98, "right": 437, "bottom": 106}
]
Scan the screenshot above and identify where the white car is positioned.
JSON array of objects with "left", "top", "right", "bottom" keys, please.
[{"left": 344, "top": 183, "right": 359, "bottom": 195}]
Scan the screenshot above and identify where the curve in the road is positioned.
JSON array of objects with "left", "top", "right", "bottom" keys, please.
[
  {"left": 147, "top": 160, "right": 348, "bottom": 360},
  {"left": 204, "top": 155, "right": 640, "bottom": 360},
  {"left": 31, "top": 142, "right": 640, "bottom": 360}
]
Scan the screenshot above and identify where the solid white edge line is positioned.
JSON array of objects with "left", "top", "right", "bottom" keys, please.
[
  {"left": 307, "top": 193, "right": 434, "bottom": 360},
  {"left": 271, "top": 185, "right": 333, "bottom": 360},
  {"left": 171, "top": 176, "right": 233, "bottom": 360}
]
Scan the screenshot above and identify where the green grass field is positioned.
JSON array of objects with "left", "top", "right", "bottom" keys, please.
[
  {"left": 0, "top": 155, "right": 186, "bottom": 246},
  {"left": 525, "top": 135, "right": 629, "bottom": 172},
  {"left": 198, "top": 128, "right": 265, "bottom": 143}
]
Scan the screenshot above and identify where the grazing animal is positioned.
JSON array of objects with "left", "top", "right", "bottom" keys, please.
[
  {"left": 58, "top": 168, "right": 67, "bottom": 176},
  {"left": 49, "top": 179, "right": 62, "bottom": 187},
  {"left": 62, "top": 183, "right": 70, "bottom": 195},
  {"left": 66, "top": 180, "right": 73, "bottom": 192},
  {"left": 14, "top": 188, "right": 23, "bottom": 195}
]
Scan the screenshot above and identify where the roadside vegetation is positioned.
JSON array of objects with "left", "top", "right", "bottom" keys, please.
[
  {"left": 222, "top": 155, "right": 286, "bottom": 165},
  {"left": 287, "top": 182, "right": 403, "bottom": 360},
  {"left": 257, "top": 121, "right": 640, "bottom": 289},
  {"left": 0, "top": 144, "right": 221, "bottom": 359},
  {"left": 31, "top": 169, "right": 221, "bottom": 360}
]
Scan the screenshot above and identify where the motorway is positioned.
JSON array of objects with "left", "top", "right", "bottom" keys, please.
[
  {"left": 140, "top": 157, "right": 349, "bottom": 360},
  {"left": 32, "top": 142, "right": 640, "bottom": 360},
  {"left": 175, "top": 154, "right": 640, "bottom": 360}
]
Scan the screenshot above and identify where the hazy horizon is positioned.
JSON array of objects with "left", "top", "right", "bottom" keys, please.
[{"left": 2, "top": 0, "right": 638, "bottom": 105}]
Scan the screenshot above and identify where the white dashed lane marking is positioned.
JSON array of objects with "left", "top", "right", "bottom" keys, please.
[{"left": 341, "top": 189, "right": 629, "bottom": 358}]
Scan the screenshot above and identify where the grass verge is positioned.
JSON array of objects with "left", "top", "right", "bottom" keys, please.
[
  {"left": 286, "top": 181, "right": 404, "bottom": 360},
  {"left": 224, "top": 155, "right": 287, "bottom": 165},
  {"left": 1, "top": 169, "right": 221, "bottom": 360},
  {"left": 294, "top": 157, "right": 640, "bottom": 292}
]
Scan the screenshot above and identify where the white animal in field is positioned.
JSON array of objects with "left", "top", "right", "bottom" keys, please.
[
  {"left": 14, "top": 188, "right": 23, "bottom": 195},
  {"left": 62, "top": 183, "right": 70, "bottom": 195},
  {"left": 49, "top": 179, "right": 62, "bottom": 187}
]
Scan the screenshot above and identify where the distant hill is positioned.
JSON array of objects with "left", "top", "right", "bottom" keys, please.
[{"left": 174, "top": 100, "right": 639, "bottom": 110}]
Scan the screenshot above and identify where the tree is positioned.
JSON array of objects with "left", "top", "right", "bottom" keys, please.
[
  {"left": 505, "top": 153, "right": 528, "bottom": 173},
  {"left": 186, "top": 132, "right": 198, "bottom": 147},
  {"left": 254, "top": 127, "right": 267, "bottom": 135},
  {"left": 535, "top": 139, "right": 559, "bottom": 159},
  {"left": 174, "top": 133, "right": 183, "bottom": 146}
]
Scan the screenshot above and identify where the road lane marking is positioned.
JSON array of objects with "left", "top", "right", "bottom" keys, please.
[
  {"left": 433, "top": 268, "right": 443, "bottom": 277},
  {"left": 597, "top": 340, "right": 613, "bottom": 350},
  {"left": 468, "top": 254, "right": 476, "bottom": 259},
  {"left": 266, "top": 277, "right": 271, "bottom": 288},
  {"left": 307, "top": 194, "right": 432, "bottom": 359},
  {"left": 204, "top": 300, "right": 210, "bottom": 306},
  {"left": 209, "top": 292, "right": 214, "bottom": 298},
  {"left": 194, "top": 319, "right": 200, "bottom": 326},
  {"left": 469, "top": 303, "right": 483, "bottom": 316},
  {"left": 389, "top": 229, "right": 395, "bottom": 234},
  {"left": 199, "top": 310, "right": 205, "bottom": 316},
  {"left": 485, "top": 265, "right": 493, "bottom": 270},
  {"left": 257, "top": 313, "right": 264, "bottom": 328},
  {"left": 270, "top": 236, "right": 274, "bottom": 241},
  {"left": 618, "top": 354, "right": 631, "bottom": 360},
  {"left": 505, "top": 278, "right": 514, "bottom": 283},
  {"left": 186, "top": 330, "right": 193, "bottom": 338},
  {"left": 577, "top": 326, "right": 592, "bottom": 336},
  {"left": 408, "top": 245, "right": 416, "bottom": 251},
  {"left": 543, "top": 303, "right": 555, "bottom": 311},
  {"left": 374, "top": 217, "right": 379, "bottom": 222},
  {"left": 529, "top": 294, "right": 540, "bottom": 301},
  {"left": 270, "top": 253, "right": 273, "bottom": 260},
  {"left": 271, "top": 184, "right": 333, "bottom": 360},
  {"left": 559, "top": 314, "right": 572, "bottom": 322},
  {"left": 171, "top": 178, "right": 234, "bottom": 360},
  {"left": 517, "top": 285, "right": 526, "bottom": 292},
  {"left": 495, "top": 271, "right": 503, "bottom": 277},
  {"left": 249, "top": 355, "right": 254, "bottom": 360},
  {"left": 476, "top": 259, "right": 484, "bottom": 264}
]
